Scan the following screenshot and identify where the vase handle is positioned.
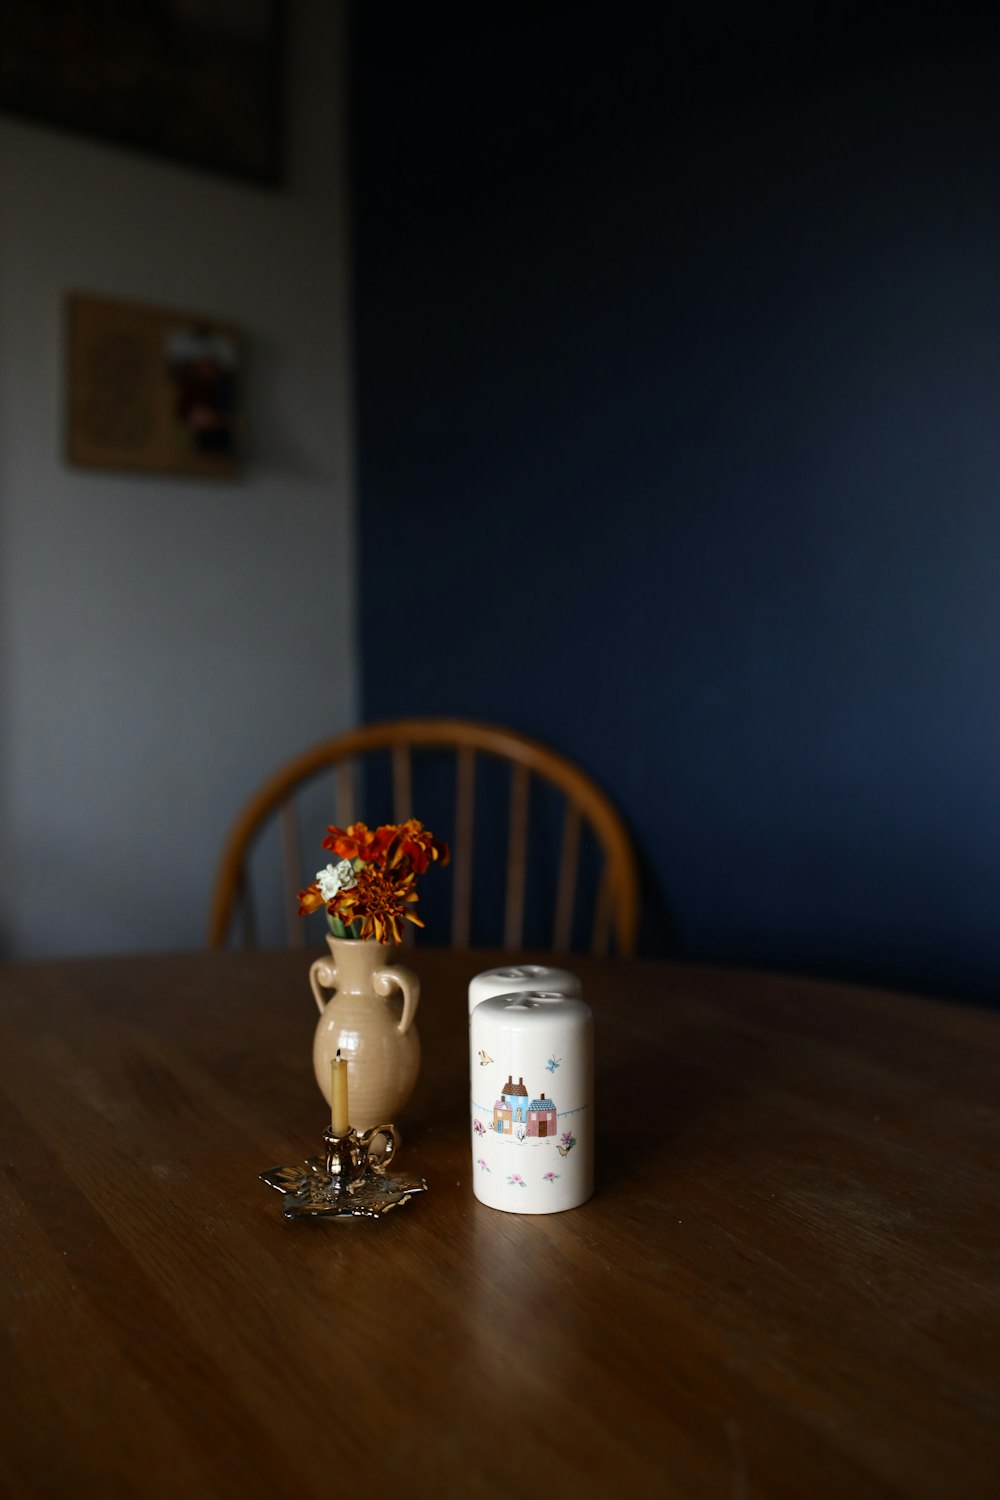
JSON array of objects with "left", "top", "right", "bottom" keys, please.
[
  {"left": 373, "top": 963, "right": 420, "bottom": 1036},
  {"left": 309, "top": 957, "right": 338, "bottom": 1017}
]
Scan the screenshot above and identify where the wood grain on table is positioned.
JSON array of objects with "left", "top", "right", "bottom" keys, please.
[{"left": 0, "top": 949, "right": 998, "bottom": 1499}]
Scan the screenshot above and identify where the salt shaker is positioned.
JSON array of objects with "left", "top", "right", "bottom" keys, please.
[
  {"left": 468, "top": 964, "right": 581, "bottom": 1015},
  {"left": 470, "top": 991, "right": 594, "bottom": 1214}
]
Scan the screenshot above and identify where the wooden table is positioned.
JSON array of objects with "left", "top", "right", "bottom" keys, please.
[{"left": 1, "top": 950, "right": 998, "bottom": 1499}]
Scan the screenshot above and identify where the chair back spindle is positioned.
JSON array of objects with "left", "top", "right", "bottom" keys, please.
[
  {"left": 591, "top": 867, "right": 612, "bottom": 957},
  {"left": 392, "top": 745, "right": 412, "bottom": 823},
  {"left": 451, "top": 746, "right": 476, "bottom": 947},
  {"left": 280, "top": 800, "right": 304, "bottom": 949},
  {"left": 237, "top": 867, "right": 258, "bottom": 950},
  {"left": 504, "top": 764, "right": 530, "bottom": 949},
  {"left": 335, "top": 761, "right": 355, "bottom": 828},
  {"left": 553, "top": 803, "right": 581, "bottom": 952}
]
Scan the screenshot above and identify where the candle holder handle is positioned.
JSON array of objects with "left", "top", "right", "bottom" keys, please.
[{"left": 358, "top": 1123, "right": 400, "bottom": 1171}]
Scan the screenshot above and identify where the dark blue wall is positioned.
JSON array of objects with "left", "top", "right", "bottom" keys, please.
[{"left": 350, "top": 12, "right": 1000, "bottom": 1002}]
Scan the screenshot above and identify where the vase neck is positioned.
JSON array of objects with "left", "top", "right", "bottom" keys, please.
[{"left": 326, "top": 935, "right": 399, "bottom": 985}]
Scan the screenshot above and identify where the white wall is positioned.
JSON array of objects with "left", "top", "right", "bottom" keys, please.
[{"left": 0, "top": 1, "right": 356, "bottom": 958}]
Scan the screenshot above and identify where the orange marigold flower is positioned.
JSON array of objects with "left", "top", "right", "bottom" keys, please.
[
  {"left": 297, "top": 882, "right": 326, "bottom": 916},
  {"left": 327, "top": 863, "right": 425, "bottom": 945},
  {"left": 383, "top": 818, "right": 451, "bottom": 875},
  {"left": 322, "top": 821, "right": 382, "bottom": 862},
  {"left": 368, "top": 824, "right": 400, "bottom": 861}
]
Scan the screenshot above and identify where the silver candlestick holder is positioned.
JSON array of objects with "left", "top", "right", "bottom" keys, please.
[{"left": 260, "top": 1122, "right": 428, "bottom": 1220}]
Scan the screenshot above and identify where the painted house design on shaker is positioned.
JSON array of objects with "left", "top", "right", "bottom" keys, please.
[
  {"left": 494, "top": 1075, "right": 528, "bottom": 1134},
  {"left": 492, "top": 1075, "right": 558, "bottom": 1138},
  {"left": 527, "top": 1094, "right": 557, "bottom": 1138}
]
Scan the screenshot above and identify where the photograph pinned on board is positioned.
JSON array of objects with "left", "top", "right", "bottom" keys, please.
[
  {"left": 66, "top": 292, "right": 243, "bottom": 479},
  {"left": 165, "top": 326, "right": 239, "bottom": 459}
]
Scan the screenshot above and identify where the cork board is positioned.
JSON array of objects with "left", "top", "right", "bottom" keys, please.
[{"left": 66, "top": 292, "right": 242, "bottom": 479}]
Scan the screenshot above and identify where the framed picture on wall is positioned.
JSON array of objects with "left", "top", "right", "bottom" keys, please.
[
  {"left": 66, "top": 292, "right": 243, "bottom": 480},
  {"left": 0, "top": 1, "right": 284, "bottom": 186}
]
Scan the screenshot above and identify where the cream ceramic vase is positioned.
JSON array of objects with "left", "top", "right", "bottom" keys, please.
[{"left": 310, "top": 936, "right": 421, "bottom": 1131}]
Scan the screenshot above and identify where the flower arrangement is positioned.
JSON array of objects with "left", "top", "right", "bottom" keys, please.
[{"left": 298, "top": 819, "right": 450, "bottom": 944}]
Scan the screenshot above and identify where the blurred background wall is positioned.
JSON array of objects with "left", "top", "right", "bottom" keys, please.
[
  {"left": 0, "top": 0, "right": 356, "bottom": 958},
  {"left": 4, "top": 4, "right": 1000, "bottom": 1006},
  {"left": 352, "top": 11, "right": 1000, "bottom": 1003}
]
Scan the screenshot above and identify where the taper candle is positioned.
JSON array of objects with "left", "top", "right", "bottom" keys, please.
[{"left": 330, "top": 1049, "right": 349, "bottom": 1135}]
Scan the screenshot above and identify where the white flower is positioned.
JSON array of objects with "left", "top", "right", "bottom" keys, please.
[{"left": 315, "top": 859, "right": 357, "bottom": 901}]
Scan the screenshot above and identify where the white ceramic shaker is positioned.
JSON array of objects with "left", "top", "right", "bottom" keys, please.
[
  {"left": 470, "top": 991, "right": 594, "bottom": 1214},
  {"left": 468, "top": 964, "right": 581, "bottom": 1015}
]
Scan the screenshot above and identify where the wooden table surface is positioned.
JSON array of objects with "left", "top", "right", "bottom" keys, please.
[{"left": 1, "top": 949, "right": 998, "bottom": 1499}]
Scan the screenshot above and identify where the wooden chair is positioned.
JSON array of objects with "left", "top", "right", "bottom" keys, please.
[{"left": 207, "top": 718, "right": 640, "bottom": 956}]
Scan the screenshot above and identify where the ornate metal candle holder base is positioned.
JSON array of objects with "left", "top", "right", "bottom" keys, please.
[{"left": 261, "top": 1122, "right": 427, "bottom": 1220}]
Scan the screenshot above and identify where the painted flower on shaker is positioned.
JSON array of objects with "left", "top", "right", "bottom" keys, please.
[
  {"left": 507, "top": 1173, "right": 526, "bottom": 1188},
  {"left": 477, "top": 1158, "right": 490, "bottom": 1172},
  {"left": 543, "top": 1171, "right": 559, "bottom": 1183}
]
